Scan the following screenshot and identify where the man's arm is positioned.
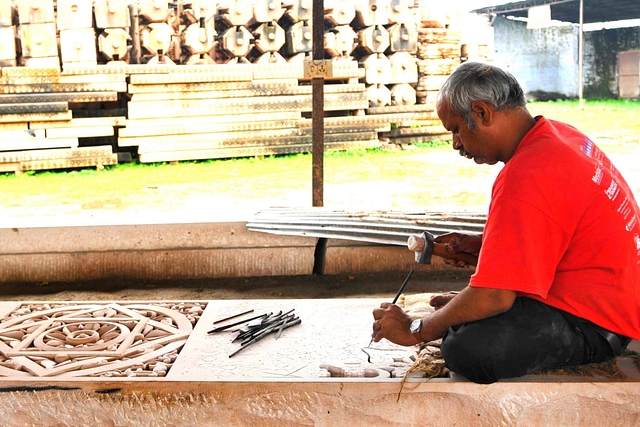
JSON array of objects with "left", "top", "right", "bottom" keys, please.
[{"left": 371, "top": 286, "right": 516, "bottom": 346}]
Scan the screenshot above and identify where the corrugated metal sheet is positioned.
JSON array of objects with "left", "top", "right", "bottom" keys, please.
[{"left": 247, "top": 207, "right": 487, "bottom": 247}]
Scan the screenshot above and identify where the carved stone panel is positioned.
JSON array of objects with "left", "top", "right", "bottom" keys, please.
[{"left": 0, "top": 302, "right": 205, "bottom": 378}]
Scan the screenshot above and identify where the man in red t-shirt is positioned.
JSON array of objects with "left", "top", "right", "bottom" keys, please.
[{"left": 371, "top": 62, "right": 640, "bottom": 383}]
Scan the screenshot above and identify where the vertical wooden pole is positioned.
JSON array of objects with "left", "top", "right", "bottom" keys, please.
[
  {"left": 311, "top": 0, "right": 327, "bottom": 275},
  {"left": 312, "top": 0, "right": 324, "bottom": 207}
]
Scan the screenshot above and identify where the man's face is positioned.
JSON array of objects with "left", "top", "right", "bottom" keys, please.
[{"left": 436, "top": 99, "right": 499, "bottom": 165}]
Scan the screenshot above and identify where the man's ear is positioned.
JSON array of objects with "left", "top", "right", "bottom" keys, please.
[{"left": 471, "top": 101, "right": 493, "bottom": 126}]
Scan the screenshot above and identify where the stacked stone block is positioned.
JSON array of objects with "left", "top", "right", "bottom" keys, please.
[
  {"left": 95, "top": 0, "right": 132, "bottom": 64},
  {"left": 57, "top": 0, "right": 98, "bottom": 67},
  {"left": 415, "top": 6, "right": 461, "bottom": 108},
  {"left": 350, "top": 0, "right": 419, "bottom": 109},
  {"left": 215, "top": 0, "right": 253, "bottom": 63},
  {"left": 280, "top": 0, "right": 312, "bottom": 63},
  {"left": 0, "top": 0, "right": 471, "bottom": 171},
  {"left": 180, "top": 0, "right": 217, "bottom": 64},
  {"left": 0, "top": 65, "right": 122, "bottom": 174},
  {"left": 460, "top": 42, "right": 491, "bottom": 64},
  {"left": 371, "top": 1, "right": 453, "bottom": 146},
  {"left": 16, "top": 0, "right": 59, "bottom": 67},
  {"left": 0, "top": 0, "right": 17, "bottom": 66},
  {"left": 137, "top": 0, "right": 175, "bottom": 64}
]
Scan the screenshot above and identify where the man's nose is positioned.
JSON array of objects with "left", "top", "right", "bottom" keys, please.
[{"left": 452, "top": 134, "right": 462, "bottom": 150}]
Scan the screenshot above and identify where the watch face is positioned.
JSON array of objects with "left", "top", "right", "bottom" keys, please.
[{"left": 410, "top": 318, "right": 421, "bottom": 333}]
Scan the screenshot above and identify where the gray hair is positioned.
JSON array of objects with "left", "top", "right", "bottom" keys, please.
[{"left": 438, "top": 62, "right": 527, "bottom": 129}]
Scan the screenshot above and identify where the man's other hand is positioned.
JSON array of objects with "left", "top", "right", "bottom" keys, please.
[
  {"left": 435, "top": 232, "right": 482, "bottom": 268},
  {"left": 430, "top": 291, "right": 460, "bottom": 310}
]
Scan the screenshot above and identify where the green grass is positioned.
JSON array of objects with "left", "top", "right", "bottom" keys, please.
[
  {"left": 528, "top": 99, "right": 640, "bottom": 136},
  {"left": 0, "top": 143, "right": 453, "bottom": 212}
]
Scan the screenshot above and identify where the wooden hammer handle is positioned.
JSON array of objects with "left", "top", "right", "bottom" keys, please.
[
  {"left": 432, "top": 243, "right": 478, "bottom": 266},
  {"left": 407, "top": 235, "right": 478, "bottom": 266}
]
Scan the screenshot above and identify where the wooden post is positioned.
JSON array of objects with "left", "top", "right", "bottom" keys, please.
[
  {"left": 312, "top": 0, "right": 327, "bottom": 275},
  {"left": 312, "top": 0, "right": 324, "bottom": 207}
]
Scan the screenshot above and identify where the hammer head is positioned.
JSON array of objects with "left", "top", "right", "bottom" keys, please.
[{"left": 407, "top": 231, "right": 434, "bottom": 264}]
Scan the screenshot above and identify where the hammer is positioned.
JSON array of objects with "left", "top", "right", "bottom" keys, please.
[{"left": 407, "top": 231, "right": 478, "bottom": 266}]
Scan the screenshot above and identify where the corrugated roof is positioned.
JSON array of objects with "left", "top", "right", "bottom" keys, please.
[{"left": 472, "top": 0, "right": 640, "bottom": 24}]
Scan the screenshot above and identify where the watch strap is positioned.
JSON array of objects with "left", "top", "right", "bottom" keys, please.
[{"left": 410, "top": 318, "right": 423, "bottom": 343}]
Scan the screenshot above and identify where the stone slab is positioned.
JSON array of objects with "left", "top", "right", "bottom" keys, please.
[
  {"left": 1, "top": 298, "right": 635, "bottom": 385},
  {"left": 169, "top": 298, "right": 410, "bottom": 381},
  {"left": 0, "top": 299, "right": 640, "bottom": 427},
  {"left": 0, "top": 299, "right": 638, "bottom": 426}
]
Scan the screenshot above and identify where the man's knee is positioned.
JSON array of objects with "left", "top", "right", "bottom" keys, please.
[{"left": 441, "top": 326, "right": 503, "bottom": 384}]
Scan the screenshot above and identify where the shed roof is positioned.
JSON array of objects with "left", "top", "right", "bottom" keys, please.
[{"left": 472, "top": 0, "right": 640, "bottom": 25}]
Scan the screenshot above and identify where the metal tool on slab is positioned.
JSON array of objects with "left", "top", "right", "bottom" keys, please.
[
  {"left": 208, "top": 308, "right": 301, "bottom": 357},
  {"left": 407, "top": 231, "right": 478, "bottom": 266},
  {"left": 207, "top": 313, "right": 268, "bottom": 333},
  {"left": 229, "top": 311, "right": 301, "bottom": 357}
]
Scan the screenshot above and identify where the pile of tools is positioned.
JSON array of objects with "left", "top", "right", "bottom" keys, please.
[{"left": 208, "top": 309, "right": 301, "bottom": 357}]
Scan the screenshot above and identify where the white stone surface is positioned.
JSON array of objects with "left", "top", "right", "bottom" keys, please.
[{"left": 169, "top": 298, "right": 415, "bottom": 381}]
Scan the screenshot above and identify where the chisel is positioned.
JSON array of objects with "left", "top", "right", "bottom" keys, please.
[{"left": 364, "top": 268, "right": 415, "bottom": 361}]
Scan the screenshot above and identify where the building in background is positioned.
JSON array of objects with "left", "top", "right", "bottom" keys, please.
[{"left": 470, "top": 0, "right": 640, "bottom": 99}]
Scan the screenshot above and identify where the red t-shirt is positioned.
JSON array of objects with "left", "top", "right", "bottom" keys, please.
[{"left": 470, "top": 116, "right": 640, "bottom": 339}]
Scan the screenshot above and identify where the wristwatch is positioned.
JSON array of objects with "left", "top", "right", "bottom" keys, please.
[{"left": 409, "top": 318, "right": 423, "bottom": 343}]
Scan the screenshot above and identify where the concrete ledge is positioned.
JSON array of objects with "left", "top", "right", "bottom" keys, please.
[
  {"left": 0, "top": 221, "right": 449, "bottom": 282},
  {"left": 2, "top": 381, "right": 640, "bottom": 426}
]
